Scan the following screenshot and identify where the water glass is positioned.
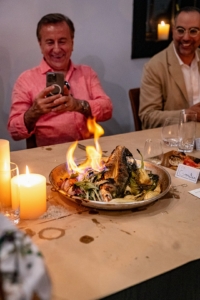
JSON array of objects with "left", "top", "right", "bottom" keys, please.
[
  {"left": 178, "top": 110, "right": 197, "bottom": 153},
  {"left": 161, "top": 117, "right": 179, "bottom": 147},
  {"left": 0, "top": 162, "right": 20, "bottom": 224},
  {"left": 143, "top": 138, "right": 163, "bottom": 165}
]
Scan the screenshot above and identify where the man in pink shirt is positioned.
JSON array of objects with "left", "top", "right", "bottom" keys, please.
[{"left": 7, "top": 13, "right": 113, "bottom": 147}]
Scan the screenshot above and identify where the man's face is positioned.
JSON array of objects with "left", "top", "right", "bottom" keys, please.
[
  {"left": 173, "top": 11, "right": 200, "bottom": 63},
  {"left": 39, "top": 21, "right": 74, "bottom": 71}
]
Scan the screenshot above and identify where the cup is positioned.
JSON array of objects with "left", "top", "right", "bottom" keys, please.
[
  {"left": 161, "top": 117, "right": 179, "bottom": 147},
  {"left": 178, "top": 110, "right": 197, "bottom": 153},
  {"left": 0, "top": 162, "right": 20, "bottom": 224},
  {"left": 143, "top": 138, "right": 163, "bottom": 165}
]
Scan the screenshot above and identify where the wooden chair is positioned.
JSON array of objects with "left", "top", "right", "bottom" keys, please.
[
  {"left": 128, "top": 88, "right": 142, "bottom": 131},
  {"left": 26, "top": 134, "right": 37, "bottom": 149}
]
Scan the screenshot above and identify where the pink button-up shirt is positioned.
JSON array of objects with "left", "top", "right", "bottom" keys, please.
[{"left": 7, "top": 59, "right": 113, "bottom": 146}]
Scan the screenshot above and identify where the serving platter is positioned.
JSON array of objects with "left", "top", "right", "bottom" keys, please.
[{"left": 49, "top": 160, "right": 171, "bottom": 210}]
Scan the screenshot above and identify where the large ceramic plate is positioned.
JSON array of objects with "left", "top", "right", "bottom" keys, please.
[{"left": 49, "top": 160, "right": 171, "bottom": 210}]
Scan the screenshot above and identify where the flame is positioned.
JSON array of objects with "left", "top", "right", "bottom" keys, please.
[
  {"left": 160, "top": 21, "right": 165, "bottom": 26},
  {"left": 66, "top": 118, "right": 105, "bottom": 174},
  {"left": 25, "top": 165, "right": 31, "bottom": 184}
]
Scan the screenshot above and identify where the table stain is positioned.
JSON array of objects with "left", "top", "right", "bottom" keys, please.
[
  {"left": 45, "top": 147, "right": 52, "bottom": 151},
  {"left": 24, "top": 228, "right": 36, "bottom": 237},
  {"left": 38, "top": 227, "right": 65, "bottom": 240},
  {"left": 92, "top": 218, "right": 100, "bottom": 225},
  {"left": 92, "top": 218, "right": 105, "bottom": 229},
  {"left": 120, "top": 229, "right": 131, "bottom": 235},
  {"left": 80, "top": 235, "right": 94, "bottom": 244}
]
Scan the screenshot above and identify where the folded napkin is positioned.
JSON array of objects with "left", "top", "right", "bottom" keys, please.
[{"left": 0, "top": 214, "right": 51, "bottom": 300}]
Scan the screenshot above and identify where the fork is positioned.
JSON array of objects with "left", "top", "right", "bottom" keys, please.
[{"left": 78, "top": 143, "right": 108, "bottom": 154}]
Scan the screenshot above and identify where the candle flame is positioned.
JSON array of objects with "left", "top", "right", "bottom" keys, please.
[
  {"left": 160, "top": 21, "right": 165, "bottom": 26},
  {"left": 25, "top": 165, "right": 31, "bottom": 185}
]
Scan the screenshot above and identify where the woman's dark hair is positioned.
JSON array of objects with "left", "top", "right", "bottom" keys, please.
[{"left": 36, "top": 13, "right": 75, "bottom": 41}]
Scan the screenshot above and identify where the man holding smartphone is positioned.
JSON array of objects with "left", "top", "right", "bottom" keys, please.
[{"left": 7, "top": 13, "right": 113, "bottom": 147}]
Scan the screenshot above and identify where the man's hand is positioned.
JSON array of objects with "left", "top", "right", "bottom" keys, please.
[
  {"left": 24, "top": 85, "right": 62, "bottom": 132},
  {"left": 187, "top": 103, "right": 200, "bottom": 122},
  {"left": 51, "top": 85, "right": 80, "bottom": 112}
]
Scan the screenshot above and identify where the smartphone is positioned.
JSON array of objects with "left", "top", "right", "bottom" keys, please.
[{"left": 46, "top": 72, "right": 64, "bottom": 96}]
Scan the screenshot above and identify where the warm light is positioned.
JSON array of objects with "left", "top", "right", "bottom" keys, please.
[
  {"left": 66, "top": 118, "right": 105, "bottom": 174},
  {"left": 12, "top": 166, "right": 47, "bottom": 219},
  {"left": 87, "top": 118, "right": 104, "bottom": 153},
  {"left": 158, "top": 21, "right": 170, "bottom": 40},
  {"left": 0, "top": 139, "right": 10, "bottom": 171}
]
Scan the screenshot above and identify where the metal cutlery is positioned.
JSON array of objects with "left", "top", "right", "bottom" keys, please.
[{"left": 78, "top": 143, "right": 108, "bottom": 154}]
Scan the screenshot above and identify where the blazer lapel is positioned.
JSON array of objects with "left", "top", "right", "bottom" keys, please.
[{"left": 167, "top": 43, "right": 188, "bottom": 103}]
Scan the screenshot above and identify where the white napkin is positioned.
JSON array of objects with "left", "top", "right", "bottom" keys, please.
[{"left": 0, "top": 214, "right": 51, "bottom": 300}]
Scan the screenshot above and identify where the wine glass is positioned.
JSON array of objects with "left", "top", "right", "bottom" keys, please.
[
  {"left": 161, "top": 117, "right": 179, "bottom": 147},
  {"left": 143, "top": 139, "right": 163, "bottom": 165}
]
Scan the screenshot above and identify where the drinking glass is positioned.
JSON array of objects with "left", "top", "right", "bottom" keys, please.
[
  {"left": 161, "top": 117, "right": 179, "bottom": 147},
  {"left": 178, "top": 110, "right": 197, "bottom": 153},
  {"left": 0, "top": 162, "right": 20, "bottom": 224},
  {"left": 143, "top": 138, "right": 163, "bottom": 165}
]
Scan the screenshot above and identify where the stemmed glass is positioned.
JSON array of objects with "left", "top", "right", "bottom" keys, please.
[{"left": 143, "top": 138, "right": 163, "bottom": 165}]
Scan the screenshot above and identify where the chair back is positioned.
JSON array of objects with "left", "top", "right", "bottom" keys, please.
[
  {"left": 26, "top": 134, "right": 37, "bottom": 149},
  {"left": 128, "top": 88, "right": 142, "bottom": 131}
]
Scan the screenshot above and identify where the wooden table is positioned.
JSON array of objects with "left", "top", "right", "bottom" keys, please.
[{"left": 10, "top": 126, "right": 200, "bottom": 300}]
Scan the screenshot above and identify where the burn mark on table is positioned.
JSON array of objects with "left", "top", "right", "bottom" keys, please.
[
  {"left": 38, "top": 227, "right": 65, "bottom": 240},
  {"left": 45, "top": 147, "right": 52, "bottom": 151},
  {"left": 80, "top": 235, "right": 94, "bottom": 244}
]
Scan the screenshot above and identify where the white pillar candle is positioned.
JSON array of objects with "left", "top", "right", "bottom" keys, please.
[
  {"left": 12, "top": 173, "right": 46, "bottom": 219},
  {"left": 158, "top": 21, "right": 170, "bottom": 40},
  {"left": 0, "top": 139, "right": 10, "bottom": 171}
]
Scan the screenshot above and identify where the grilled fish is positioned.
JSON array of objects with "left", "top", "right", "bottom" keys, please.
[{"left": 100, "top": 146, "right": 137, "bottom": 199}]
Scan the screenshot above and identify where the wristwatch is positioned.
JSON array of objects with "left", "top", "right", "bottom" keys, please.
[{"left": 80, "top": 100, "right": 91, "bottom": 117}]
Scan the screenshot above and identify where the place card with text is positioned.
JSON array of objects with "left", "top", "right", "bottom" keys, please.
[
  {"left": 189, "top": 188, "right": 200, "bottom": 198},
  {"left": 175, "top": 163, "right": 200, "bottom": 183}
]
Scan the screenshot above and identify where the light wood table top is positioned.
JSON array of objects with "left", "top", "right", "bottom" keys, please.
[{"left": 10, "top": 125, "right": 200, "bottom": 300}]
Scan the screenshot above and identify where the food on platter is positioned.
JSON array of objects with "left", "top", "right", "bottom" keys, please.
[
  {"left": 57, "top": 146, "right": 162, "bottom": 203},
  {"left": 162, "top": 150, "right": 200, "bottom": 170}
]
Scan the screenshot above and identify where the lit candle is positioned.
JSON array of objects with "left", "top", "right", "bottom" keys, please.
[
  {"left": 0, "top": 139, "right": 10, "bottom": 171},
  {"left": 12, "top": 166, "right": 46, "bottom": 219},
  {"left": 158, "top": 21, "right": 170, "bottom": 40},
  {"left": 0, "top": 168, "right": 11, "bottom": 207},
  {"left": 0, "top": 140, "right": 11, "bottom": 207}
]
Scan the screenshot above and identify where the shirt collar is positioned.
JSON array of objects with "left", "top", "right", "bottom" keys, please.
[
  {"left": 39, "top": 58, "right": 77, "bottom": 77},
  {"left": 173, "top": 42, "right": 199, "bottom": 65}
]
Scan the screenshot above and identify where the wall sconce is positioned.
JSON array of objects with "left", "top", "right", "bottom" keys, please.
[{"left": 158, "top": 21, "right": 170, "bottom": 40}]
